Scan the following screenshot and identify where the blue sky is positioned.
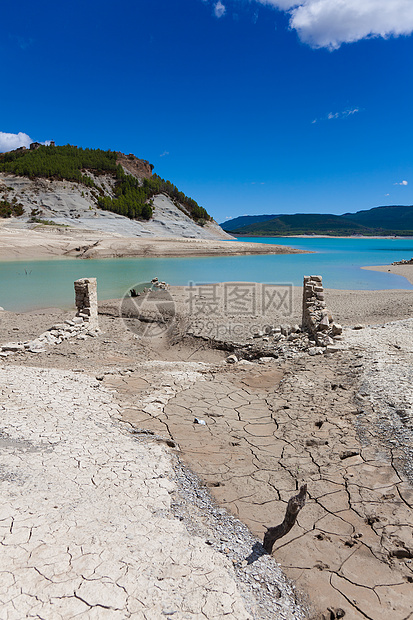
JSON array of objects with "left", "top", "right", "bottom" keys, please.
[{"left": 1, "top": 0, "right": 412, "bottom": 222}]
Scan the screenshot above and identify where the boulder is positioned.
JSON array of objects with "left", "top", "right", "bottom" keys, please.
[
  {"left": 331, "top": 323, "right": 343, "bottom": 336},
  {"left": 318, "top": 315, "right": 330, "bottom": 331},
  {"left": 226, "top": 354, "right": 238, "bottom": 364},
  {"left": 308, "top": 346, "right": 324, "bottom": 356}
]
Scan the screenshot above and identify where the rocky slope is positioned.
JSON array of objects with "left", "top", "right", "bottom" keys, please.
[{"left": 0, "top": 164, "right": 231, "bottom": 241}]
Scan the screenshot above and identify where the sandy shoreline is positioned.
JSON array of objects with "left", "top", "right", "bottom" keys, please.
[
  {"left": 0, "top": 224, "right": 306, "bottom": 260},
  {"left": 362, "top": 262, "right": 413, "bottom": 285}
]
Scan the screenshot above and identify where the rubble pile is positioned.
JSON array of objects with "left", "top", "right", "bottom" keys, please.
[
  {"left": 0, "top": 277, "right": 99, "bottom": 357},
  {"left": 227, "top": 276, "right": 345, "bottom": 359}
]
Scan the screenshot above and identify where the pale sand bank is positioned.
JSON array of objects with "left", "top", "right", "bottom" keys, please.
[
  {"left": 0, "top": 224, "right": 305, "bottom": 260},
  {"left": 362, "top": 263, "right": 413, "bottom": 285}
]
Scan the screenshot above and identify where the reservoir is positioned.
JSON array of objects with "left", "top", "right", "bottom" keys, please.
[{"left": 1, "top": 236, "right": 413, "bottom": 311}]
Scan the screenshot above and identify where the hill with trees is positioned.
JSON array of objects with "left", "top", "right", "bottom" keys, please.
[
  {"left": 221, "top": 214, "right": 281, "bottom": 230},
  {"left": 0, "top": 144, "right": 211, "bottom": 224},
  {"left": 341, "top": 205, "right": 413, "bottom": 230},
  {"left": 221, "top": 206, "right": 413, "bottom": 236}
]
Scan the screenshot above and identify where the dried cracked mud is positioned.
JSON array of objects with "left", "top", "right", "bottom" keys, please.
[
  {"left": 110, "top": 329, "right": 413, "bottom": 620},
  {"left": 1, "top": 307, "right": 413, "bottom": 619},
  {"left": 0, "top": 364, "right": 305, "bottom": 619}
]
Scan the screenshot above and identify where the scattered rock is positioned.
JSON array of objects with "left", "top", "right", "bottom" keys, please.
[
  {"left": 306, "top": 438, "right": 328, "bottom": 447},
  {"left": 318, "top": 315, "right": 330, "bottom": 331},
  {"left": 287, "top": 333, "right": 300, "bottom": 341},
  {"left": 28, "top": 345, "right": 47, "bottom": 353},
  {"left": 324, "top": 344, "right": 344, "bottom": 354},
  {"left": 308, "top": 346, "right": 324, "bottom": 356},
  {"left": 226, "top": 354, "right": 238, "bottom": 364},
  {"left": 193, "top": 418, "right": 206, "bottom": 425},
  {"left": 1, "top": 343, "right": 25, "bottom": 352},
  {"left": 389, "top": 548, "right": 413, "bottom": 560},
  {"left": 253, "top": 330, "right": 264, "bottom": 338},
  {"left": 331, "top": 322, "right": 343, "bottom": 336},
  {"left": 339, "top": 449, "right": 360, "bottom": 460}
]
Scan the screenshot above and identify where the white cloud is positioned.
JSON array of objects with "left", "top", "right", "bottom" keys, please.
[
  {"left": 253, "top": 0, "right": 413, "bottom": 49},
  {"left": 214, "top": 1, "right": 226, "bottom": 18},
  {"left": 394, "top": 180, "right": 408, "bottom": 186},
  {"left": 312, "top": 107, "right": 359, "bottom": 123},
  {"left": 0, "top": 131, "right": 32, "bottom": 153},
  {"left": 328, "top": 108, "right": 359, "bottom": 120},
  {"left": 0, "top": 132, "right": 53, "bottom": 152},
  {"left": 160, "top": 151, "right": 169, "bottom": 157}
]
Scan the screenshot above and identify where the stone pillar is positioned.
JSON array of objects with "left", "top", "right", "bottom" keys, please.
[
  {"left": 302, "top": 275, "right": 342, "bottom": 346},
  {"left": 74, "top": 278, "right": 98, "bottom": 330}
]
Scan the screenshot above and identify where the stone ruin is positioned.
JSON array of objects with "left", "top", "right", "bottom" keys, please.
[
  {"left": 0, "top": 275, "right": 345, "bottom": 359},
  {"left": 74, "top": 277, "right": 98, "bottom": 330},
  {"left": 0, "top": 278, "right": 99, "bottom": 357},
  {"left": 225, "top": 275, "right": 345, "bottom": 361},
  {"left": 392, "top": 258, "right": 413, "bottom": 265},
  {"left": 302, "top": 275, "right": 342, "bottom": 347}
]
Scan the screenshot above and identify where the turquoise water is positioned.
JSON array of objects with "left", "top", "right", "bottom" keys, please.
[{"left": 1, "top": 237, "right": 413, "bottom": 311}]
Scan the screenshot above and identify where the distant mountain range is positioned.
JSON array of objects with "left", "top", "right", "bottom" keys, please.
[{"left": 220, "top": 206, "right": 413, "bottom": 236}]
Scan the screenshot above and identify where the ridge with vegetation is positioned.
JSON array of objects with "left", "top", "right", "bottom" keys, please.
[
  {"left": 221, "top": 206, "right": 413, "bottom": 236},
  {"left": 0, "top": 144, "right": 211, "bottom": 224}
]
